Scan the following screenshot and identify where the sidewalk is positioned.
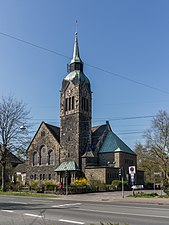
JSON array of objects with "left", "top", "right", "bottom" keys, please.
[{"left": 60, "top": 191, "right": 169, "bottom": 205}]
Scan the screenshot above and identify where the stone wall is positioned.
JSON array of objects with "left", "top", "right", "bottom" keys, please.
[
  {"left": 85, "top": 167, "right": 120, "bottom": 184},
  {"left": 85, "top": 167, "right": 106, "bottom": 183},
  {"left": 26, "top": 122, "right": 60, "bottom": 183},
  {"left": 114, "top": 152, "right": 137, "bottom": 170}
]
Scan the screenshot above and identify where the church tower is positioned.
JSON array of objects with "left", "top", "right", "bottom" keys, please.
[{"left": 60, "top": 33, "right": 92, "bottom": 170}]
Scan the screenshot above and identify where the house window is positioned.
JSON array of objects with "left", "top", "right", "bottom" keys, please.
[
  {"left": 48, "top": 150, "right": 54, "bottom": 165},
  {"left": 48, "top": 174, "right": 51, "bottom": 180},
  {"left": 68, "top": 150, "right": 70, "bottom": 158},
  {"left": 41, "top": 131, "right": 45, "bottom": 137},
  {"left": 34, "top": 174, "right": 36, "bottom": 180},
  {"left": 39, "top": 146, "right": 47, "bottom": 165},
  {"left": 33, "top": 152, "right": 38, "bottom": 166},
  {"left": 43, "top": 174, "right": 45, "bottom": 180},
  {"left": 40, "top": 174, "right": 42, "bottom": 180}
]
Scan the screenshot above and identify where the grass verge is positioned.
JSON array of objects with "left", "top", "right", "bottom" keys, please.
[
  {"left": 0, "top": 191, "right": 60, "bottom": 198},
  {"left": 128, "top": 192, "right": 169, "bottom": 198}
]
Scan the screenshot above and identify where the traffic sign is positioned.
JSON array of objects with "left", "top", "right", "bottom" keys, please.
[{"left": 129, "top": 166, "right": 136, "bottom": 174}]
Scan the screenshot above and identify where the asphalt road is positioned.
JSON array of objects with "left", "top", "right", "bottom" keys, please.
[{"left": 0, "top": 194, "right": 169, "bottom": 225}]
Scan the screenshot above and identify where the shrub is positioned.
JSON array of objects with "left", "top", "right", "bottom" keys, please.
[
  {"left": 29, "top": 180, "right": 39, "bottom": 190},
  {"left": 88, "top": 179, "right": 102, "bottom": 187},
  {"left": 74, "top": 178, "right": 88, "bottom": 187},
  {"left": 162, "top": 179, "right": 169, "bottom": 196},
  {"left": 111, "top": 180, "right": 129, "bottom": 190},
  {"left": 43, "top": 180, "right": 56, "bottom": 191},
  {"left": 9, "top": 181, "right": 23, "bottom": 191},
  {"left": 111, "top": 180, "right": 121, "bottom": 190}
]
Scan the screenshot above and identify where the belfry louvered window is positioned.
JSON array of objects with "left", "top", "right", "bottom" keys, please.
[{"left": 65, "top": 96, "right": 75, "bottom": 112}]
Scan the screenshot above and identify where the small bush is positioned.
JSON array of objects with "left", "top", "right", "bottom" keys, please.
[
  {"left": 128, "top": 192, "right": 159, "bottom": 198},
  {"left": 111, "top": 180, "right": 129, "bottom": 190},
  {"left": 162, "top": 179, "right": 169, "bottom": 196},
  {"left": 111, "top": 180, "right": 121, "bottom": 190},
  {"left": 29, "top": 180, "right": 39, "bottom": 190},
  {"left": 74, "top": 178, "right": 88, "bottom": 187},
  {"left": 43, "top": 180, "right": 56, "bottom": 191}
]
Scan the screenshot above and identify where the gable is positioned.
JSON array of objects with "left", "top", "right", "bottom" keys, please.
[
  {"left": 27, "top": 121, "right": 60, "bottom": 152},
  {"left": 91, "top": 122, "right": 111, "bottom": 152}
]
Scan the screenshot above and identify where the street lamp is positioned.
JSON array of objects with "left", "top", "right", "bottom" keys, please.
[{"left": 119, "top": 167, "right": 124, "bottom": 198}]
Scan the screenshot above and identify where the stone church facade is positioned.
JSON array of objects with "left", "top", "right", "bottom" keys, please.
[{"left": 26, "top": 33, "right": 143, "bottom": 185}]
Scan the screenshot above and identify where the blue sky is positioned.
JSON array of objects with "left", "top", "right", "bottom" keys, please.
[{"left": 0, "top": 0, "right": 169, "bottom": 149}]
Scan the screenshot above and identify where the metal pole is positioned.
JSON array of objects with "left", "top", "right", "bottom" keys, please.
[
  {"left": 65, "top": 171, "right": 68, "bottom": 195},
  {"left": 122, "top": 174, "right": 124, "bottom": 198}
]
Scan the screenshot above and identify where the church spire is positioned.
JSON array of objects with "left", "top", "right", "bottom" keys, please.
[{"left": 70, "top": 32, "right": 83, "bottom": 72}]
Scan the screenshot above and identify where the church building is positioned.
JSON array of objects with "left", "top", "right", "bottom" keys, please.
[{"left": 26, "top": 33, "right": 143, "bottom": 185}]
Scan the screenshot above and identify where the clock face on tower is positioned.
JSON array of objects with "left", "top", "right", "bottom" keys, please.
[{"left": 67, "top": 89, "right": 72, "bottom": 96}]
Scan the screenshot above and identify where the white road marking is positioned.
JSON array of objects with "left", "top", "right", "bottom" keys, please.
[
  {"left": 1, "top": 210, "right": 14, "bottom": 213},
  {"left": 77, "top": 208, "right": 169, "bottom": 219},
  {"left": 10, "top": 201, "right": 28, "bottom": 205},
  {"left": 24, "top": 213, "right": 44, "bottom": 218},
  {"left": 31, "top": 199, "right": 53, "bottom": 203},
  {"left": 52, "top": 203, "right": 82, "bottom": 208},
  {"left": 88, "top": 203, "right": 169, "bottom": 211},
  {"left": 59, "top": 219, "right": 85, "bottom": 224}
]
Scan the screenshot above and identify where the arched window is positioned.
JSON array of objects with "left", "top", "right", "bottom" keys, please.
[
  {"left": 32, "top": 152, "right": 38, "bottom": 166},
  {"left": 39, "top": 146, "right": 47, "bottom": 165},
  {"left": 48, "top": 150, "right": 54, "bottom": 165}
]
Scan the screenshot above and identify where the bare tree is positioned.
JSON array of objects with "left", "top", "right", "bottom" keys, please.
[
  {"left": 0, "top": 95, "right": 31, "bottom": 191},
  {"left": 145, "top": 110, "right": 169, "bottom": 183}
]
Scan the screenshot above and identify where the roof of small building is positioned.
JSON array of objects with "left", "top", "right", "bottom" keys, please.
[
  {"left": 6, "top": 151, "right": 23, "bottom": 164},
  {"left": 55, "top": 161, "right": 79, "bottom": 172},
  {"left": 14, "top": 162, "right": 26, "bottom": 173},
  {"left": 99, "top": 130, "right": 136, "bottom": 155}
]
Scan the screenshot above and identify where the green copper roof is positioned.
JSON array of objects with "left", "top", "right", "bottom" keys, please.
[
  {"left": 64, "top": 70, "right": 90, "bottom": 84},
  {"left": 99, "top": 131, "right": 136, "bottom": 155},
  {"left": 55, "top": 161, "right": 79, "bottom": 172}
]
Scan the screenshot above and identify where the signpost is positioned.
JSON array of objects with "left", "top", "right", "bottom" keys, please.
[
  {"left": 30, "top": 175, "right": 33, "bottom": 192},
  {"left": 119, "top": 168, "right": 124, "bottom": 198},
  {"left": 129, "top": 166, "right": 136, "bottom": 175},
  {"left": 129, "top": 166, "right": 136, "bottom": 195}
]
